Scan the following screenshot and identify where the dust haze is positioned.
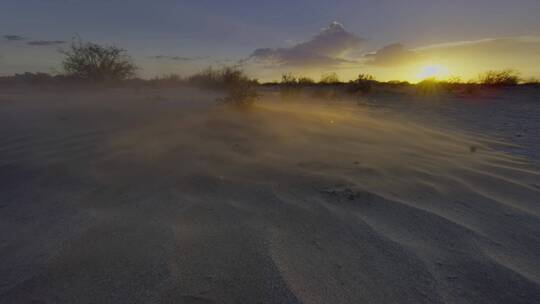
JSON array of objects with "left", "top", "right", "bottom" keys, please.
[{"left": 1, "top": 85, "right": 539, "bottom": 303}]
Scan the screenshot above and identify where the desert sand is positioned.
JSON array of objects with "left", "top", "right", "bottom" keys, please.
[{"left": 0, "top": 86, "right": 539, "bottom": 303}]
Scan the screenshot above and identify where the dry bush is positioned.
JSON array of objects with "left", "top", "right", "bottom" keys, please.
[
  {"left": 478, "top": 70, "right": 520, "bottom": 86},
  {"left": 188, "top": 67, "right": 257, "bottom": 90},
  {"left": 437, "top": 76, "right": 463, "bottom": 93},
  {"left": 61, "top": 41, "right": 137, "bottom": 82},
  {"left": 416, "top": 78, "right": 441, "bottom": 95},
  {"left": 319, "top": 72, "right": 340, "bottom": 85},
  {"left": 193, "top": 67, "right": 259, "bottom": 108},
  {"left": 298, "top": 76, "right": 315, "bottom": 85},
  {"left": 347, "top": 73, "right": 376, "bottom": 95},
  {"left": 217, "top": 80, "right": 259, "bottom": 108},
  {"left": 281, "top": 73, "right": 298, "bottom": 85},
  {"left": 280, "top": 73, "right": 302, "bottom": 100},
  {"left": 187, "top": 67, "right": 227, "bottom": 89}
]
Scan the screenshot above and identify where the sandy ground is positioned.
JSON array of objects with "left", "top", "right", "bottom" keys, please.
[{"left": 0, "top": 86, "right": 539, "bottom": 303}]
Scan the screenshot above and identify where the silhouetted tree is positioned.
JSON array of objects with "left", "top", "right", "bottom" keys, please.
[{"left": 61, "top": 41, "right": 137, "bottom": 82}]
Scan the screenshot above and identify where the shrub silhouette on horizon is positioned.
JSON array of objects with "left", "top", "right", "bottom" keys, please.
[
  {"left": 188, "top": 67, "right": 257, "bottom": 89},
  {"left": 298, "top": 76, "right": 315, "bottom": 85},
  {"left": 61, "top": 41, "right": 137, "bottom": 82},
  {"left": 478, "top": 69, "right": 520, "bottom": 86},
  {"left": 281, "top": 73, "right": 298, "bottom": 85},
  {"left": 218, "top": 79, "right": 259, "bottom": 108},
  {"left": 416, "top": 77, "right": 441, "bottom": 95},
  {"left": 319, "top": 72, "right": 340, "bottom": 85},
  {"left": 279, "top": 73, "right": 302, "bottom": 100},
  {"left": 348, "top": 73, "right": 376, "bottom": 94},
  {"left": 193, "top": 67, "right": 259, "bottom": 108}
]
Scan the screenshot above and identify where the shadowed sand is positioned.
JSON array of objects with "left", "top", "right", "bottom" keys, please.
[{"left": 0, "top": 87, "right": 539, "bottom": 303}]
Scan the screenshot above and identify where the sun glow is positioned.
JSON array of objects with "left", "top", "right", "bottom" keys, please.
[{"left": 416, "top": 64, "right": 450, "bottom": 81}]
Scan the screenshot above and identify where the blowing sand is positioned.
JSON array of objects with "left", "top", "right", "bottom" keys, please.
[{"left": 0, "top": 86, "right": 539, "bottom": 303}]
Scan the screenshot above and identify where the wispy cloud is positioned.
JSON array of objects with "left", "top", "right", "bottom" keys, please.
[
  {"left": 364, "top": 43, "right": 419, "bottom": 67},
  {"left": 413, "top": 36, "right": 540, "bottom": 55},
  {"left": 149, "top": 55, "right": 210, "bottom": 61},
  {"left": 4, "top": 35, "right": 26, "bottom": 41},
  {"left": 249, "top": 22, "right": 362, "bottom": 67},
  {"left": 27, "top": 40, "right": 67, "bottom": 46}
]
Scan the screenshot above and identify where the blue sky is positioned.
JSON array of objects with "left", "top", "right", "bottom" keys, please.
[{"left": 1, "top": 0, "right": 540, "bottom": 81}]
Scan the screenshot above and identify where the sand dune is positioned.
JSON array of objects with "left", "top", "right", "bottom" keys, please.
[{"left": 0, "top": 87, "right": 539, "bottom": 303}]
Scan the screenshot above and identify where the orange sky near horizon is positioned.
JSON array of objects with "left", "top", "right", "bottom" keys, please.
[{"left": 246, "top": 36, "right": 540, "bottom": 84}]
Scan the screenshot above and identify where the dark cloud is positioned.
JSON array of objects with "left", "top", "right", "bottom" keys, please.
[
  {"left": 4, "top": 35, "right": 26, "bottom": 41},
  {"left": 149, "top": 55, "right": 210, "bottom": 61},
  {"left": 27, "top": 40, "right": 67, "bottom": 46},
  {"left": 4, "top": 35, "right": 68, "bottom": 46},
  {"left": 364, "top": 43, "right": 419, "bottom": 67},
  {"left": 249, "top": 22, "right": 362, "bottom": 67}
]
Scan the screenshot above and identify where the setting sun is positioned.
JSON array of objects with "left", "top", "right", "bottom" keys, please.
[{"left": 416, "top": 64, "right": 450, "bottom": 81}]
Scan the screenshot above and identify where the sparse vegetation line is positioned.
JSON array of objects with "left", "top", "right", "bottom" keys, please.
[{"left": 0, "top": 41, "right": 536, "bottom": 100}]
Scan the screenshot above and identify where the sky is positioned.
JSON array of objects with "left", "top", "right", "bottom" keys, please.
[{"left": 1, "top": 0, "right": 539, "bottom": 82}]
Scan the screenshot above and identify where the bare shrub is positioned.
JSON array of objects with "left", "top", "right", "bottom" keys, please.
[
  {"left": 193, "top": 67, "right": 259, "bottom": 108},
  {"left": 188, "top": 67, "right": 257, "bottom": 90},
  {"left": 416, "top": 78, "right": 441, "bottom": 95},
  {"left": 319, "top": 72, "right": 340, "bottom": 85},
  {"left": 280, "top": 73, "right": 302, "bottom": 100},
  {"left": 478, "top": 69, "right": 520, "bottom": 86},
  {"left": 348, "top": 73, "right": 376, "bottom": 95},
  {"left": 217, "top": 80, "right": 259, "bottom": 108},
  {"left": 297, "top": 77, "right": 315, "bottom": 85},
  {"left": 187, "top": 67, "right": 226, "bottom": 89},
  {"left": 61, "top": 41, "right": 137, "bottom": 82},
  {"left": 386, "top": 80, "right": 410, "bottom": 87},
  {"left": 281, "top": 73, "right": 298, "bottom": 85},
  {"left": 438, "top": 76, "right": 463, "bottom": 93}
]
